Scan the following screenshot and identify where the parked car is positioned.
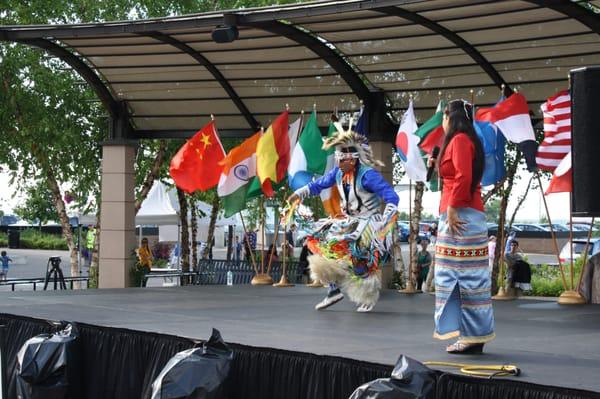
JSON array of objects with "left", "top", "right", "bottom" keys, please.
[
  {"left": 512, "top": 223, "right": 548, "bottom": 232},
  {"left": 487, "top": 224, "right": 522, "bottom": 234},
  {"left": 397, "top": 222, "right": 409, "bottom": 242},
  {"left": 559, "top": 238, "right": 600, "bottom": 264},
  {"left": 540, "top": 223, "right": 569, "bottom": 232},
  {"left": 396, "top": 221, "right": 429, "bottom": 242},
  {"left": 0, "top": 214, "right": 19, "bottom": 226},
  {"left": 568, "top": 223, "right": 599, "bottom": 232}
]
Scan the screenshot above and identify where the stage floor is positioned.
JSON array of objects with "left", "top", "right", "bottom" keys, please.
[{"left": 3, "top": 285, "right": 600, "bottom": 393}]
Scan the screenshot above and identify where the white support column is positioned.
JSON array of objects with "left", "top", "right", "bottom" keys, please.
[
  {"left": 368, "top": 140, "right": 395, "bottom": 288},
  {"left": 368, "top": 141, "right": 394, "bottom": 183},
  {"left": 99, "top": 143, "right": 137, "bottom": 288}
]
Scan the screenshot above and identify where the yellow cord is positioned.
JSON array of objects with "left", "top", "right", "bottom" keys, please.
[{"left": 423, "top": 361, "right": 520, "bottom": 378}]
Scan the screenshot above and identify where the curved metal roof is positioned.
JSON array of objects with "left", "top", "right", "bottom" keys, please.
[{"left": 1, "top": 0, "right": 599, "bottom": 138}]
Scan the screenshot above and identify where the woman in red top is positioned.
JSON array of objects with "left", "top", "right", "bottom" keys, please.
[{"left": 432, "top": 100, "right": 495, "bottom": 354}]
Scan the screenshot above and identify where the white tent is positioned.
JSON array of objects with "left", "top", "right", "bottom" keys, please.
[
  {"left": 136, "top": 181, "right": 179, "bottom": 225},
  {"left": 136, "top": 181, "right": 238, "bottom": 227}
]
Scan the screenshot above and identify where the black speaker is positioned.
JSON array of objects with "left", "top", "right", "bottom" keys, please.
[
  {"left": 571, "top": 66, "right": 600, "bottom": 216},
  {"left": 211, "top": 26, "right": 239, "bottom": 43}
]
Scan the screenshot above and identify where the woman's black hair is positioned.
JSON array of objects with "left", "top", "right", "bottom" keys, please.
[{"left": 438, "top": 100, "right": 484, "bottom": 194}]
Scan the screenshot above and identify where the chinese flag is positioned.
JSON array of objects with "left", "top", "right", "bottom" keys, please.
[{"left": 169, "top": 121, "right": 225, "bottom": 193}]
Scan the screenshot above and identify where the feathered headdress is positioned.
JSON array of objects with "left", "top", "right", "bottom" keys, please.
[{"left": 322, "top": 118, "right": 384, "bottom": 168}]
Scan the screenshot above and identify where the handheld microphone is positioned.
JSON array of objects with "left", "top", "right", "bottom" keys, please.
[{"left": 426, "top": 146, "right": 440, "bottom": 182}]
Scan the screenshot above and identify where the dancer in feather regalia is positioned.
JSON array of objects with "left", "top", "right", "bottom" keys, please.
[{"left": 288, "top": 126, "right": 399, "bottom": 312}]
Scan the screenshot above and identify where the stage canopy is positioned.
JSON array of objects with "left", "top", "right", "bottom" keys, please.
[{"left": 1, "top": 0, "right": 599, "bottom": 139}]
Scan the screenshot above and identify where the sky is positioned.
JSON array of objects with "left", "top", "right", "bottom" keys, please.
[
  {"left": 396, "top": 165, "right": 575, "bottom": 223},
  {"left": 1, "top": 165, "right": 577, "bottom": 224}
]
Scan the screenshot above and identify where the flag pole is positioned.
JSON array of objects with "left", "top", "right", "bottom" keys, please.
[
  {"left": 558, "top": 191, "right": 586, "bottom": 304},
  {"left": 536, "top": 173, "right": 569, "bottom": 290},
  {"left": 273, "top": 219, "right": 294, "bottom": 287},
  {"left": 266, "top": 219, "right": 280, "bottom": 276},
  {"left": 239, "top": 212, "right": 258, "bottom": 275},
  {"left": 577, "top": 216, "right": 595, "bottom": 292},
  {"left": 400, "top": 178, "right": 417, "bottom": 294},
  {"left": 493, "top": 83, "right": 516, "bottom": 301},
  {"left": 251, "top": 196, "right": 273, "bottom": 285}
]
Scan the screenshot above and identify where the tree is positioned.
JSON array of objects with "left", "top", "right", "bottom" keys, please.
[
  {"left": 408, "top": 182, "right": 425, "bottom": 291},
  {"left": 1, "top": 0, "right": 311, "bottom": 284},
  {"left": 13, "top": 181, "right": 58, "bottom": 225},
  {"left": 487, "top": 146, "right": 523, "bottom": 294},
  {"left": 507, "top": 175, "right": 534, "bottom": 230},
  {"left": 484, "top": 199, "right": 501, "bottom": 223},
  {"left": 176, "top": 188, "right": 190, "bottom": 283}
]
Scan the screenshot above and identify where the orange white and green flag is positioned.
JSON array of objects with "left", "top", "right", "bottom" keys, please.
[
  {"left": 321, "top": 118, "right": 342, "bottom": 217},
  {"left": 217, "top": 132, "right": 261, "bottom": 217},
  {"left": 256, "top": 110, "right": 290, "bottom": 197}
]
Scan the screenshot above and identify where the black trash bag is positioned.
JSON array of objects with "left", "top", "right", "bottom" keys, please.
[
  {"left": 349, "top": 355, "right": 436, "bottom": 399},
  {"left": 16, "top": 322, "right": 82, "bottom": 399},
  {"left": 151, "top": 328, "right": 233, "bottom": 399}
]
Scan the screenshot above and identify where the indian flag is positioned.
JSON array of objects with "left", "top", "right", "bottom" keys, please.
[
  {"left": 217, "top": 132, "right": 261, "bottom": 217},
  {"left": 256, "top": 110, "right": 290, "bottom": 197},
  {"left": 288, "top": 111, "right": 328, "bottom": 190},
  {"left": 320, "top": 118, "right": 342, "bottom": 217}
]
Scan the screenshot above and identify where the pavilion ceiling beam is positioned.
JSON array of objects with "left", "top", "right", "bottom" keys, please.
[
  {"left": 374, "top": 6, "right": 511, "bottom": 95},
  {"left": 524, "top": 0, "right": 600, "bottom": 36},
  {"left": 240, "top": 19, "right": 373, "bottom": 102},
  {"left": 142, "top": 31, "right": 259, "bottom": 130},
  {"left": 14, "top": 38, "right": 120, "bottom": 119}
]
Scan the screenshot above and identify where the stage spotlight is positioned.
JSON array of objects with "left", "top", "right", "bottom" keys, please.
[{"left": 212, "top": 25, "right": 239, "bottom": 43}]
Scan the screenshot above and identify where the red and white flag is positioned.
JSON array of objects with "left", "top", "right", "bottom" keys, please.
[
  {"left": 546, "top": 152, "right": 572, "bottom": 195},
  {"left": 475, "top": 93, "right": 535, "bottom": 144},
  {"left": 536, "top": 90, "right": 571, "bottom": 172}
]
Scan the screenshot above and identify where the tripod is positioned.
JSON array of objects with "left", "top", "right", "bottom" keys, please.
[{"left": 44, "top": 256, "right": 67, "bottom": 290}]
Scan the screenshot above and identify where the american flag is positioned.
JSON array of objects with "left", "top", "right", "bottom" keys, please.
[{"left": 536, "top": 90, "right": 571, "bottom": 172}]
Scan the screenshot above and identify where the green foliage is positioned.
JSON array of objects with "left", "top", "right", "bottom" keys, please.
[
  {"left": 529, "top": 258, "right": 584, "bottom": 297},
  {"left": 397, "top": 211, "right": 409, "bottom": 221},
  {"left": 153, "top": 258, "right": 169, "bottom": 268},
  {"left": 18, "top": 229, "right": 68, "bottom": 250},
  {"left": 530, "top": 264, "right": 565, "bottom": 297},
  {"left": 421, "top": 211, "right": 436, "bottom": 221},
  {"left": 130, "top": 262, "right": 149, "bottom": 288},
  {"left": 389, "top": 270, "right": 405, "bottom": 290},
  {"left": 0, "top": 232, "right": 7, "bottom": 247},
  {"left": 485, "top": 198, "right": 501, "bottom": 223},
  {"left": 13, "top": 181, "right": 58, "bottom": 224}
]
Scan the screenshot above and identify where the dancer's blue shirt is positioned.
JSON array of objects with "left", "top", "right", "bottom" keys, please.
[{"left": 307, "top": 166, "right": 399, "bottom": 207}]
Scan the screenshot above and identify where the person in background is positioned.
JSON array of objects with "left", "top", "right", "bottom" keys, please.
[
  {"left": 85, "top": 225, "right": 95, "bottom": 267},
  {"left": 432, "top": 99, "right": 494, "bottom": 354},
  {"left": 267, "top": 243, "right": 279, "bottom": 264},
  {"left": 415, "top": 239, "right": 432, "bottom": 291},
  {"left": 488, "top": 236, "right": 497, "bottom": 272},
  {"left": 429, "top": 222, "right": 438, "bottom": 245},
  {"left": 234, "top": 236, "right": 242, "bottom": 262},
  {"left": 0, "top": 250, "right": 12, "bottom": 281},
  {"left": 284, "top": 224, "right": 296, "bottom": 260},
  {"left": 504, "top": 240, "right": 531, "bottom": 294},
  {"left": 298, "top": 238, "right": 312, "bottom": 283},
  {"left": 137, "top": 237, "right": 153, "bottom": 287}
]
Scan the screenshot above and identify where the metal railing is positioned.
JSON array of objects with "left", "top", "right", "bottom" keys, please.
[
  {"left": 143, "top": 259, "right": 305, "bottom": 286},
  {"left": 0, "top": 276, "right": 90, "bottom": 291}
]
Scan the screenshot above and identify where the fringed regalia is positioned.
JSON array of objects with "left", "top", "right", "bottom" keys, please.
[{"left": 304, "top": 214, "right": 397, "bottom": 307}]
